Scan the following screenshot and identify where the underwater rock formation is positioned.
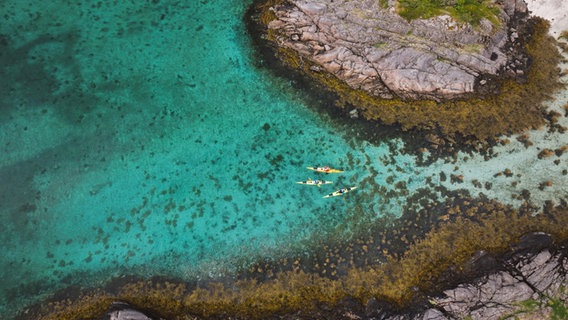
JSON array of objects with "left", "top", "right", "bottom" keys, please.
[{"left": 265, "top": 0, "right": 531, "bottom": 101}]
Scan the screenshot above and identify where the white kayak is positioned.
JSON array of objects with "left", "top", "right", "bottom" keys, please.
[
  {"left": 323, "top": 186, "right": 357, "bottom": 198},
  {"left": 296, "top": 178, "right": 333, "bottom": 187}
]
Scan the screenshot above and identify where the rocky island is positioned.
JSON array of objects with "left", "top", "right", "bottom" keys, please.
[
  {"left": 250, "top": 0, "right": 564, "bottom": 140},
  {"left": 267, "top": 0, "right": 530, "bottom": 101}
]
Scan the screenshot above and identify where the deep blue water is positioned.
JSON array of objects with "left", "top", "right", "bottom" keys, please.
[{"left": 1, "top": 0, "right": 567, "bottom": 317}]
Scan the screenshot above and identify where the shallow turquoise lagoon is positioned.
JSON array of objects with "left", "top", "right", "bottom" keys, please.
[{"left": 1, "top": 0, "right": 567, "bottom": 317}]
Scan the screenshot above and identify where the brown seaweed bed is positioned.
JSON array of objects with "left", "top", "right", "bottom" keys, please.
[{"left": 20, "top": 197, "right": 568, "bottom": 319}]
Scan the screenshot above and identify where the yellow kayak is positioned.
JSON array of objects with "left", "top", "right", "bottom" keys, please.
[
  {"left": 306, "top": 166, "right": 343, "bottom": 174},
  {"left": 323, "top": 186, "right": 357, "bottom": 198}
]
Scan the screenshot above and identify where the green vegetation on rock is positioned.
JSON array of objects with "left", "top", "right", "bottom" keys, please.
[
  {"left": 397, "top": 0, "right": 501, "bottom": 26},
  {"left": 503, "top": 288, "right": 568, "bottom": 320}
]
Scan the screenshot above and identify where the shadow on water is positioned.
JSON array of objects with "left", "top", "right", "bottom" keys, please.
[
  {"left": 0, "top": 29, "right": 128, "bottom": 237},
  {"left": 0, "top": 32, "right": 101, "bottom": 124},
  {"left": 0, "top": 30, "right": 155, "bottom": 240},
  {"left": 0, "top": 130, "right": 118, "bottom": 245}
]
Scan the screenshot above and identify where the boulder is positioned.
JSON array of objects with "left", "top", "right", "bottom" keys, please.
[{"left": 106, "top": 302, "right": 156, "bottom": 320}]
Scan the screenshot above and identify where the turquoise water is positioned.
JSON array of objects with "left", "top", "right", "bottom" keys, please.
[{"left": 1, "top": 0, "right": 567, "bottom": 318}]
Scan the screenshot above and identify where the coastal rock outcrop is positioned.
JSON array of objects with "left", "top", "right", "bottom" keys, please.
[
  {"left": 423, "top": 248, "right": 567, "bottom": 319},
  {"left": 266, "top": 0, "right": 531, "bottom": 101},
  {"left": 96, "top": 239, "right": 567, "bottom": 320},
  {"left": 364, "top": 233, "right": 568, "bottom": 320}
]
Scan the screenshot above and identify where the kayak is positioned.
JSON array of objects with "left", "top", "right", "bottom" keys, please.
[
  {"left": 323, "top": 186, "right": 358, "bottom": 198},
  {"left": 306, "top": 166, "right": 343, "bottom": 174},
  {"left": 296, "top": 178, "right": 333, "bottom": 187}
]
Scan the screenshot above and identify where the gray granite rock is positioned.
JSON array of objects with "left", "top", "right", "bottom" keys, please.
[
  {"left": 267, "top": 0, "right": 531, "bottom": 101},
  {"left": 420, "top": 308, "right": 448, "bottom": 320},
  {"left": 356, "top": 234, "right": 566, "bottom": 320},
  {"left": 109, "top": 309, "right": 153, "bottom": 320},
  {"left": 420, "top": 241, "right": 567, "bottom": 319},
  {"left": 106, "top": 302, "right": 156, "bottom": 320}
]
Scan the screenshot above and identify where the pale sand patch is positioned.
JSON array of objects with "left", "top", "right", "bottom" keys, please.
[{"left": 526, "top": 0, "right": 568, "bottom": 37}]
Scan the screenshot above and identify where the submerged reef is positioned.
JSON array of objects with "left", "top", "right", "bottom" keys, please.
[
  {"left": 248, "top": 0, "right": 564, "bottom": 142},
  {"left": 20, "top": 197, "right": 568, "bottom": 319}
]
